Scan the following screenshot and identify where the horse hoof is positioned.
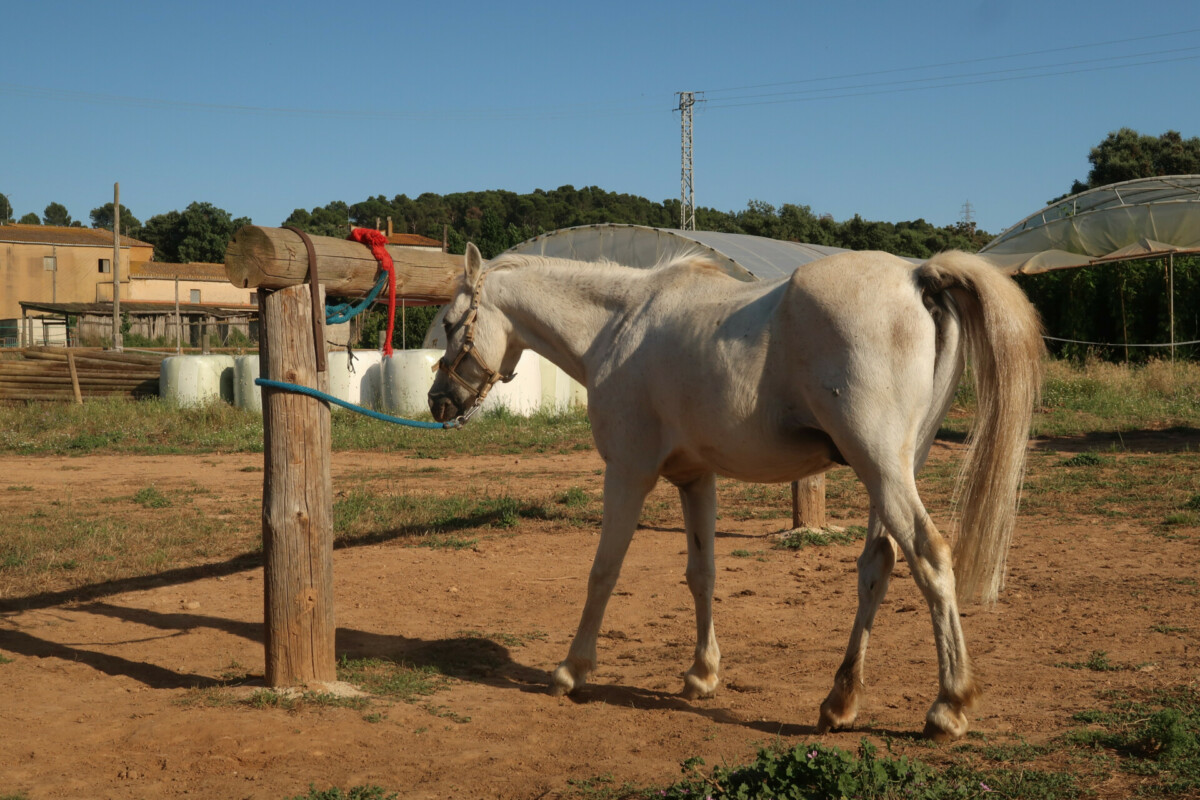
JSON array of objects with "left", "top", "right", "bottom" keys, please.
[
  {"left": 682, "top": 672, "right": 718, "bottom": 700},
  {"left": 551, "top": 664, "right": 582, "bottom": 696},
  {"left": 816, "top": 694, "right": 858, "bottom": 733},
  {"left": 923, "top": 702, "right": 969, "bottom": 742}
]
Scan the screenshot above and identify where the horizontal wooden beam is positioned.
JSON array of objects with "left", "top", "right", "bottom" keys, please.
[{"left": 224, "top": 225, "right": 461, "bottom": 303}]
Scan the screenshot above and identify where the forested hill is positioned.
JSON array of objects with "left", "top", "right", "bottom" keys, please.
[{"left": 282, "top": 186, "right": 992, "bottom": 260}]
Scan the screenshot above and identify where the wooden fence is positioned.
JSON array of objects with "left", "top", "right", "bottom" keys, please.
[{"left": 0, "top": 347, "right": 164, "bottom": 402}]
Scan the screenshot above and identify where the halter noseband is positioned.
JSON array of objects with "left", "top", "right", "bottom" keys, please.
[{"left": 434, "top": 271, "right": 515, "bottom": 423}]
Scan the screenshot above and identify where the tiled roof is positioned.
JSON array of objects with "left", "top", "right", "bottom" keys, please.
[
  {"left": 0, "top": 223, "right": 152, "bottom": 249},
  {"left": 130, "top": 261, "right": 227, "bottom": 281},
  {"left": 387, "top": 232, "right": 443, "bottom": 248}
]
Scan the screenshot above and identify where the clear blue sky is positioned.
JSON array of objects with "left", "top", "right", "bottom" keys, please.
[{"left": 2, "top": 1, "right": 1198, "bottom": 236}]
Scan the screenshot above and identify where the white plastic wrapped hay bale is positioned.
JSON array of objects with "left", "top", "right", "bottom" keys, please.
[
  {"left": 159, "top": 355, "right": 236, "bottom": 407},
  {"left": 539, "top": 356, "right": 588, "bottom": 412},
  {"left": 481, "top": 350, "right": 543, "bottom": 416},
  {"left": 379, "top": 349, "right": 442, "bottom": 417},
  {"left": 232, "top": 355, "right": 262, "bottom": 413},
  {"left": 328, "top": 349, "right": 384, "bottom": 410}
]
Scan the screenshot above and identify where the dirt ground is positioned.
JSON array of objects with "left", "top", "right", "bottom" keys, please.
[{"left": 1, "top": 443, "right": 1197, "bottom": 800}]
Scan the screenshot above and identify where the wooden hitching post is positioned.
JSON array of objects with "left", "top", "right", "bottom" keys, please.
[
  {"left": 791, "top": 475, "right": 827, "bottom": 529},
  {"left": 260, "top": 284, "right": 336, "bottom": 686}
]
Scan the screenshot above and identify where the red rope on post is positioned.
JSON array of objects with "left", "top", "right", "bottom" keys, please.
[{"left": 347, "top": 228, "right": 397, "bottom": 357}]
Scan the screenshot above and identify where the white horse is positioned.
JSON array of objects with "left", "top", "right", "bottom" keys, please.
[{"left": 428, "top": 242, "right": 1042, "bottom": 741}]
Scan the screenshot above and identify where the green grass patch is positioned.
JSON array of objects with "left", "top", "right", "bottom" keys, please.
[
  {"left": 1057, "top": 650, "right": 1139, "bottom": 672},
  {"left": 556, "top": 486, "right": 590, "bottom": 508},
  {"left": 336, "top": 656, "right": 448, "bottom": 701},
  {"left": 285, "top": 785, "right": 398, "bottom": 800},
  {"left": 1060, "top": 451, "right": 1106, "bottom": 467},
  {"left": 132, "top": 486, "right": 171, "bottom": 508},
  {"left": 0, "top": 398, "right": 593, "bottom": 457},
  {"left": 455, "top": 629, "right": 548, "bottom": 648},
  {"left": 1064, "top": 686, "right": 1200, "bottom": 795},
  {"left": 242, "top": 689, "right": 370, "bottom": 712},
  {"left": 333, "top": 488, "right": 587, "bottom": 547},
  {"left": 775, "top": 525, "right": 867, "bottom": 550}
]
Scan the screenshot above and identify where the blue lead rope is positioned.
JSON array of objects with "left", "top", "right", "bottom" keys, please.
[
  {"left": 325, "top": 270, "right": 388, "bottom": 325},
  {"left": 255, "top": 377, "right": 458, "bottom": 429}
]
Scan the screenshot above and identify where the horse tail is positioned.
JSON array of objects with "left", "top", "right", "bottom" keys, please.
[{"left": 917, "top": 251, "right": 1044, "bottom": 605}]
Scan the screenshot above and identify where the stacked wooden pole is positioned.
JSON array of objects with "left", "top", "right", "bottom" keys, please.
[{"left": 0, "top": 348, "right": 164, "bottom": 402}]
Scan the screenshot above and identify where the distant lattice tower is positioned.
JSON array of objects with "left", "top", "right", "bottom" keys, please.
[
  {"left": 960, "top": 200, "right": 975, "bottom": 226},
  {"left": 677, "top": 91, "right": 697, "bottom": 231}
]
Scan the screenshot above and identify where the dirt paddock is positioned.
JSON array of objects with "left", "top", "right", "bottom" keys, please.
[{"left": 1, "top": 445, "right": 1197, "bottom": 799}]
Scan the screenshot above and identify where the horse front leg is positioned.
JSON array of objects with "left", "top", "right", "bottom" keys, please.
[
  {"left": 551, "top": 466, "right": 653, "bottom": 696},
  {"left": 817, "top": 510, "right": 895, "bottom": 732},
  {"left": 679, "top": 473, "right": 720, "bottom": 699}
]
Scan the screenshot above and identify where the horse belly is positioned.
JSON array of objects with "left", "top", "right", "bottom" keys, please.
[{"left": 665, "top": 423, "right": 841, "bottom": 485}]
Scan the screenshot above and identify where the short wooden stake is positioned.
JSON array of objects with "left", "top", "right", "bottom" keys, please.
[
  {"left": 66, "top": 352, "right": 83, "bottom": 405},
  {"left": 260, "top": 284, "right": 336, "bottom": 687},
  {"left": 792, "top": 474, "right": 827, "bottom": 529}
]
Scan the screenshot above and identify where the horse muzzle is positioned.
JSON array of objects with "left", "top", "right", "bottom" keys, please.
[{"left": 428, "top": 388, "right": 463, "bottom": 423}]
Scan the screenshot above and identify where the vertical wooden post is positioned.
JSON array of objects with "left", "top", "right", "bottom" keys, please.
[
  {"left": 791, "top": 475, "right": 827, "bottom": 529},
  {"left": 260, "top": 284, "right": 336, "bottom": 687},
  {"left": 112, "top": 182, "right": 123, "bottom": 352}
]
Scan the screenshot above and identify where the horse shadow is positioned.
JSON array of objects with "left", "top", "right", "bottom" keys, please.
[{"left": 0, "top": 599, "right": 896, "bottom": 738}]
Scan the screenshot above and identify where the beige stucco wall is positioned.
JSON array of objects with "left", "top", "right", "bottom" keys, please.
[
  {"left": 126, "top": 277, "right": 254, "bottom": 305},
  {"left": 1, "top": 241, "right": 154, "bottom": 318}
]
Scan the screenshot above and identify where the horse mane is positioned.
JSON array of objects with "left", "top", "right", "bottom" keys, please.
[{"left": 485, "top": 248, "right": 727, "bottom": 282}]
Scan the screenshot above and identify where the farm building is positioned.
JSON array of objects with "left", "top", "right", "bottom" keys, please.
[{"left": 0, "top": 223, "right": 255, "bottom": 347}]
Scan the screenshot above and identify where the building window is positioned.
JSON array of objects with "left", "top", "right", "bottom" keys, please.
[
  {"left": 98, "top": 258, "right": 111, "bottom": 274},
  {"left": 43, "top": 256, "right": 57, "bottom": 271},
  {"left": 189, "top": 289, "right": 201, "bottom": 303},
  {"left": 250, "top": 294, "right": 258, "bottom": 306}
]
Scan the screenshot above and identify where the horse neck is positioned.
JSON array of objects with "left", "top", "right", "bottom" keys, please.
[{"left": 487, "top": 260, "right": 637, "bottom": 385}]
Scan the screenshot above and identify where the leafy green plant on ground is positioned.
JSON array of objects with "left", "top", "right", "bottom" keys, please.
[{"left": 659, "top": 739, "right": 1078, "bottom": 800}]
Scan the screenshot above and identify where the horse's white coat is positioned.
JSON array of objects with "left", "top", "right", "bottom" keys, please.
[{"left": 428, "top": 244, "right": 1043, "bottom": 740}]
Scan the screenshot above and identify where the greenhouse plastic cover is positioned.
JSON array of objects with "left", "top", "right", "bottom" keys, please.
[
  {"left": 506, "top": 224, "right": 858, "bottom": 282},
  {"left": 978, "top": 175, "right": 1200, "bottom": 274}
]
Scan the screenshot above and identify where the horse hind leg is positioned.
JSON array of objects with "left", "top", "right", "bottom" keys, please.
[
  {"left": 817, "top": 510, "right": 896, "bottom": 733},
  {"left": 679, "top": 473, "right": 720, "bottom": 699},
  {"left": 876, "top": 479, "right": 978, "bottom": 741},
  {"left": 551, "top": 466, "right": 654, "bottom": 696}
]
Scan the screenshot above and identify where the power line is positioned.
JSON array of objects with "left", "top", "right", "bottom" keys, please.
[
  {"left": 2, "top": 28, "right": 1199, "bottom": 122},
  {"left": 700, "top": 45, "right": 1200, "bottom": 105},
  {"left": 700, "top": 27, "right": 1200, "bottom": 95},
  {"left": 702, "top": 53, "right": 1200, "bottom": 110}
]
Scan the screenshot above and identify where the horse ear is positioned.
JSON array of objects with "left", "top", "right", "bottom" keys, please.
[{"left": 465, "top": 242, "right": 483, "bottom": 284}]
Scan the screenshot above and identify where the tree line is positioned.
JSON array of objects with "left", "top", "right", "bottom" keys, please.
[{"left": 4, "top": 128, "right": 1198, "bottom": 359}]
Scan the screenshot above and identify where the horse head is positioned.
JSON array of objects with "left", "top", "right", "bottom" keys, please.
[{"left": 428, "top": 243, "right": 521, "bottom": 423}]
